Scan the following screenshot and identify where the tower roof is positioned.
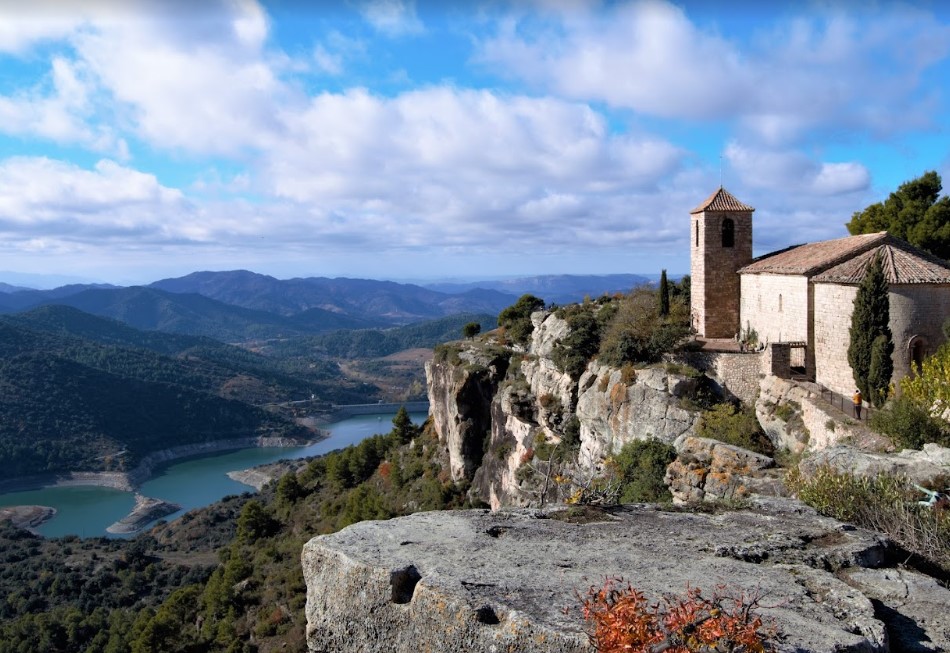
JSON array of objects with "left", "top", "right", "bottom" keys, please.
[{"left": 689, "top": 187, "right": 755, "bottom": 214}]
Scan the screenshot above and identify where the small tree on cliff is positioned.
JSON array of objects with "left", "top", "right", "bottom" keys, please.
[
  {"left": 848, "top": 254, "right": 893, "bottom": 406},
  {"left": 462, "top": 321, "right": 481, "bottom": 340},
  {"left": 498, "top": 294, "right": 545, "bottom": 345},
  {"left": 658, "top": 269, "right": 670, "bottom": 317}
]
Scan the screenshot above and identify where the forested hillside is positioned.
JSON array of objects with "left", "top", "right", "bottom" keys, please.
[
  {"left": 0, "top": 412, "right": 466, "bottom": 652},
  {"left": 0, "top": 311, "right": 341, "bottom": 477}
]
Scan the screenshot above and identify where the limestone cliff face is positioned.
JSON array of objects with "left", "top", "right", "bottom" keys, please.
[
  {"left": 427, "top": 312, "right": 700, "bottom": 509},
  {"left": 425, "top": 345, "right": 510, "bottom": 483}
]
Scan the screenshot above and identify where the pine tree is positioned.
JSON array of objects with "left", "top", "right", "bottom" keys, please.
[
  {"left": 848, "top": 254, "right": 893, "bottom": 405},
  {"left": 658, "top": 269, "right": 670, "bottom": 317}
]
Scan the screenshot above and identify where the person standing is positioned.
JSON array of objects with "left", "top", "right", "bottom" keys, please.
[{"left": 852, "top": 389, "right": 863, "bottom": 419}]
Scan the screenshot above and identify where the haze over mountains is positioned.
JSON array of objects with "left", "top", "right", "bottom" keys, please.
[{"left": 0, "top": 271, "right": 652, "bottom": 340}]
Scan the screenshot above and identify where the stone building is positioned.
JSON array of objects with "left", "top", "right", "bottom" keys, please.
[{"left": 690, "top": 188, "right": 950, "bottom": 398}]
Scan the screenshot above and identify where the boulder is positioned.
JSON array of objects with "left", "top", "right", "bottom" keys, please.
[
  {"left": 665, "top": 436, "right": 781, "bottom": 503},
  {"left": 303, "top": 499, "right": 901, "bottom": 653},
  {"left": 799, "top": 443, "right": 950, "bottom": 487}
]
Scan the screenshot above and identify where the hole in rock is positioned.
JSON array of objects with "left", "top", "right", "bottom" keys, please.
[
  {"left": 475, "top": 605, "right": 501, "bottom": 625},
  {"left": 485, "top": 526, "right": 507, "bottom": 538},
  {"left": 390, "top": 565, "right": 421, "bottom": 604}
]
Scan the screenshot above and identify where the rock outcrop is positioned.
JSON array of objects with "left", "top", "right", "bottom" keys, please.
[
  {"left": 664, "top": 436, "right": 782, "bottom": 504},
  {"left": 427, "top": 313, "right": 701, "bottom": 508},
  {"left": 302, "top": 498, "right": 950, "bottom": 653},
  {"left": 799, "top": 443, "right": 950, "bottom": 486},
  {"left": 106, "top": 494, "right": 181, "bottom": 535}
]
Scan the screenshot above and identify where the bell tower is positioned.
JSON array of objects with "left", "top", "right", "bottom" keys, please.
[{"left": 690, "top": 187, "right": 754, "bottom": 338}]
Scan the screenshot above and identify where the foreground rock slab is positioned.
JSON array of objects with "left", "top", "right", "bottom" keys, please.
[{"left": 302, "top": 499, "right": 913, "bottom": 653}]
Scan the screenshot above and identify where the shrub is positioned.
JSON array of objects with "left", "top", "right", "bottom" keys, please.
[
  {"left": 581, "top": 579, "right": 773, "bottom": 653},
  {"left": 598, "top": 288, "right": 690, "bottom": 367},
  {"left": 870, "top": 395, "right": 950, "bottom": 449},
  {"left": 609, "top": 440, "right": 677, "bottom": 503},
  {"left": 498, "top": 294, "right": 545, "bottom": 345},
  {"left": 696, "top": 404, "right": 774, "bottom": 456},
  {"left": 786, "top": 465, "right": 950, "bottom": 572},
  {"left": 552, "top": 306, "right": 603, "bottom": 380},
  {"left": 773, "top": 401, "right": 796, "bottom": 423}
]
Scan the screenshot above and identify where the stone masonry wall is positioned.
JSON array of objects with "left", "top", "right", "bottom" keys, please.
[
  {"left": 815, "top": 282, "right": 950, "bottom": 397},
  {"left": 740, "top": 273, "right": 809, "bottom": 344},
  {"left": 671, "top": 351, "right": 762, "bottom": 405},
  {"left": 888, "top": 284, "right": 950, "bottom": 384},
  {"left": 691, "top": 210, "right": 753, "bottom": 338}
]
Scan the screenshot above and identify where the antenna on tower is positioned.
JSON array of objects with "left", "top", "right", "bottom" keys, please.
[{"left": 719, "top": 154, "right": 723, "bottom": 189}]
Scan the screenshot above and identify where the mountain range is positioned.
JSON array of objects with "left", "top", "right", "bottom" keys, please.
[{"left": 0, "top": 271, "right": 653, "bottom": 341}]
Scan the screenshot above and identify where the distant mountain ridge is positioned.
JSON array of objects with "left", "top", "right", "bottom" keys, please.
[
  {"left": 0, "top": 270, "right": 660, "bottom": 341},
  {"left": 423, "top": 273, "right": 652, "bottom": 304}
]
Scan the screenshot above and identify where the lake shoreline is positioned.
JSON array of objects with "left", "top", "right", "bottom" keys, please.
[{"left": 0, "top": 434, "right": 323, "bottom": 496}]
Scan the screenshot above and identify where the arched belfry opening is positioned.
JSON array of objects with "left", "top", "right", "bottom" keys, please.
[
  {"left": 721, "top": 218, "right": 734, "bottom": 248},
  {"left": 689, "top": 188, "right": 755, "bottom": 339}
]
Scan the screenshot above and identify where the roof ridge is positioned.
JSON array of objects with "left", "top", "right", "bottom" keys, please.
[{"left": 690, "top": 187, "right": 755, "bottom": 214}]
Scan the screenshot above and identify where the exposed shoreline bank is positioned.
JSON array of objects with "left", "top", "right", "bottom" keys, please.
[
  {"left": 0, "top": 434, "right": 322, "bottom": 496},
  {"left": 106, "top": 494, "right": 181, "bottom": 534}
]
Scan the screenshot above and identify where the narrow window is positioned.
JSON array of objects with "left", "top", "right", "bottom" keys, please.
[
  {"left": 778, "top": 294, "right": 783, "bottom": 312},
  {"left": 721, "top": 218, "right": 734, "bottom": 248},
  {"left": 910, "top": 337, "right": 926, "bottom": 373},
  {"left": 695, "top": 220, "right": 699, "bottom": 247}
]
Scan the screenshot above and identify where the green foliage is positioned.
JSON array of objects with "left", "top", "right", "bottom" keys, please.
[
  {"left": 848, "top": 254, "right": 892, "bottom": 405},
  {"left": 610, "top": 440, "right": 677, "bottom": 503},
  {"left": 236, "top": 500, "right": 275, "bottom": 543},
  {"left": 787, "top": 466, "right": 950, "bottom": 572},
  {"left": 846, "top": 170, "right": 950, "bottom": 259},
  {"left": 901, "top": 342, "right": 950, "bottom": 432},
  {"left": 658, "top": 269, "right": 670, "bottom": 317},
  {"left": 598, "top": 288, "right": 690, "bottom": 367},
  {"left": 868, "top": 333, "right": 894, "bottom": 407},
  {"left": 551, "top": 305, "right": 603, "bottom": 380},
  {"left": 870, "top": 395, "right": 950, "bottom": 449},
  {"left": 391, "top": 406, "right": 420, "bottom": 444},
  {"left": 462, "top": 321, "right": 482, "bottom": 339},
  {"left": 497, "top": 294, "right": 545, "bottom": 345},
  {"left": 696, "top": 404, "right": 774, "bottom": 456}
]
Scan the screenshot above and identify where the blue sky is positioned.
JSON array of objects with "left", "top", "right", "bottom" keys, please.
[{"left": 0, "top": 0, "right": 949, "bottom": 286}]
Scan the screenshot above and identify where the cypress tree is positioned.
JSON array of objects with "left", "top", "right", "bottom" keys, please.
[
  {"left": 868, "top": 334, "right": 894, "bottom": 407},
  {"left": 848, "top": 254, "right": 892, "bottom": 403},
  {"left": 658, "top": 269, "right": 670, "bottom": 317}
]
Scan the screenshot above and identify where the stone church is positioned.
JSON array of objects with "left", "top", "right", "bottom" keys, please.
[{"left": 689, "top": 187, "right": 950, "bottom": 398}]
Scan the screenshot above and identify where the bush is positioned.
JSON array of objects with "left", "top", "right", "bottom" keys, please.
[
  {"left": 696, "top": 404, "right": 774, "bottom": 456},
  {"left": 786, "top": 465, "right": 950, "bottom": 572},
  {"left": 870, "top": 395, "right": 950, "bottom": 449},
  {"left": 552, "top": 307, "right": 602, "bottom": 380},
  {"left": 598, "top": 288, "right": 690, "bottom": 367},
  {"left": 581, "top": 578, "right": 773, "bottom": 653},
  {"left": 609, "top": 440, "right": 677, "bottom": 503},
  {"left": 498, "top": 294, "right": 545, "bottom": 345}
]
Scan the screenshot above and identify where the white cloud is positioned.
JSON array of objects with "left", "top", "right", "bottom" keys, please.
[
  {"left": 476, "top": 1, "right": 950, "bottom": 145},
  {"left": 725, "top": 142, "right": 870, "bottom": 196},
  {"left": 359, "top": 0, "right": 424, "bottom": 37},
  {"left": 0, "top": 157, "right": 188, "bottom": 244}
]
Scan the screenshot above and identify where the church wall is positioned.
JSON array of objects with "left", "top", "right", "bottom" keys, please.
[
  {"left": 888, "top": 284, "right": 950, "bottom": 385},
  {"left": 814, "top": 282, "right": 950, "bottom": 398},
  {"left": 739, "top": 273, "right": 809, "bottom": 344},
  {"left": 813, "top": 283, "right": 857, "bottom": 397}
]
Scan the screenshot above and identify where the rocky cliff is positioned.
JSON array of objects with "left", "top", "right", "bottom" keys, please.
[
  {"left": 303, "top": 309, "right": 950, "bottom": 652},
  {"left": 426, "top": 312, "right": 700, "bottom": 508}
]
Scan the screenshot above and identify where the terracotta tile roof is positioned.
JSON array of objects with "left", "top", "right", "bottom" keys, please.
[
  {"left": 689, "top": 187, "right": 755, "bottom": 214},
  {"left": 740, "top": 231, "right": 950, "bottom": 284},
  {"left": 739, "top": 232, "right": 889, "bottom": 276},
  {"left": 813, "top": 237, "right": 950, "bottom": 284}
]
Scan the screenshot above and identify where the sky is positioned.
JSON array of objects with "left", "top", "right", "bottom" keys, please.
[{"left": 1, "top": 0, "right": 949, "bottom": 287}]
